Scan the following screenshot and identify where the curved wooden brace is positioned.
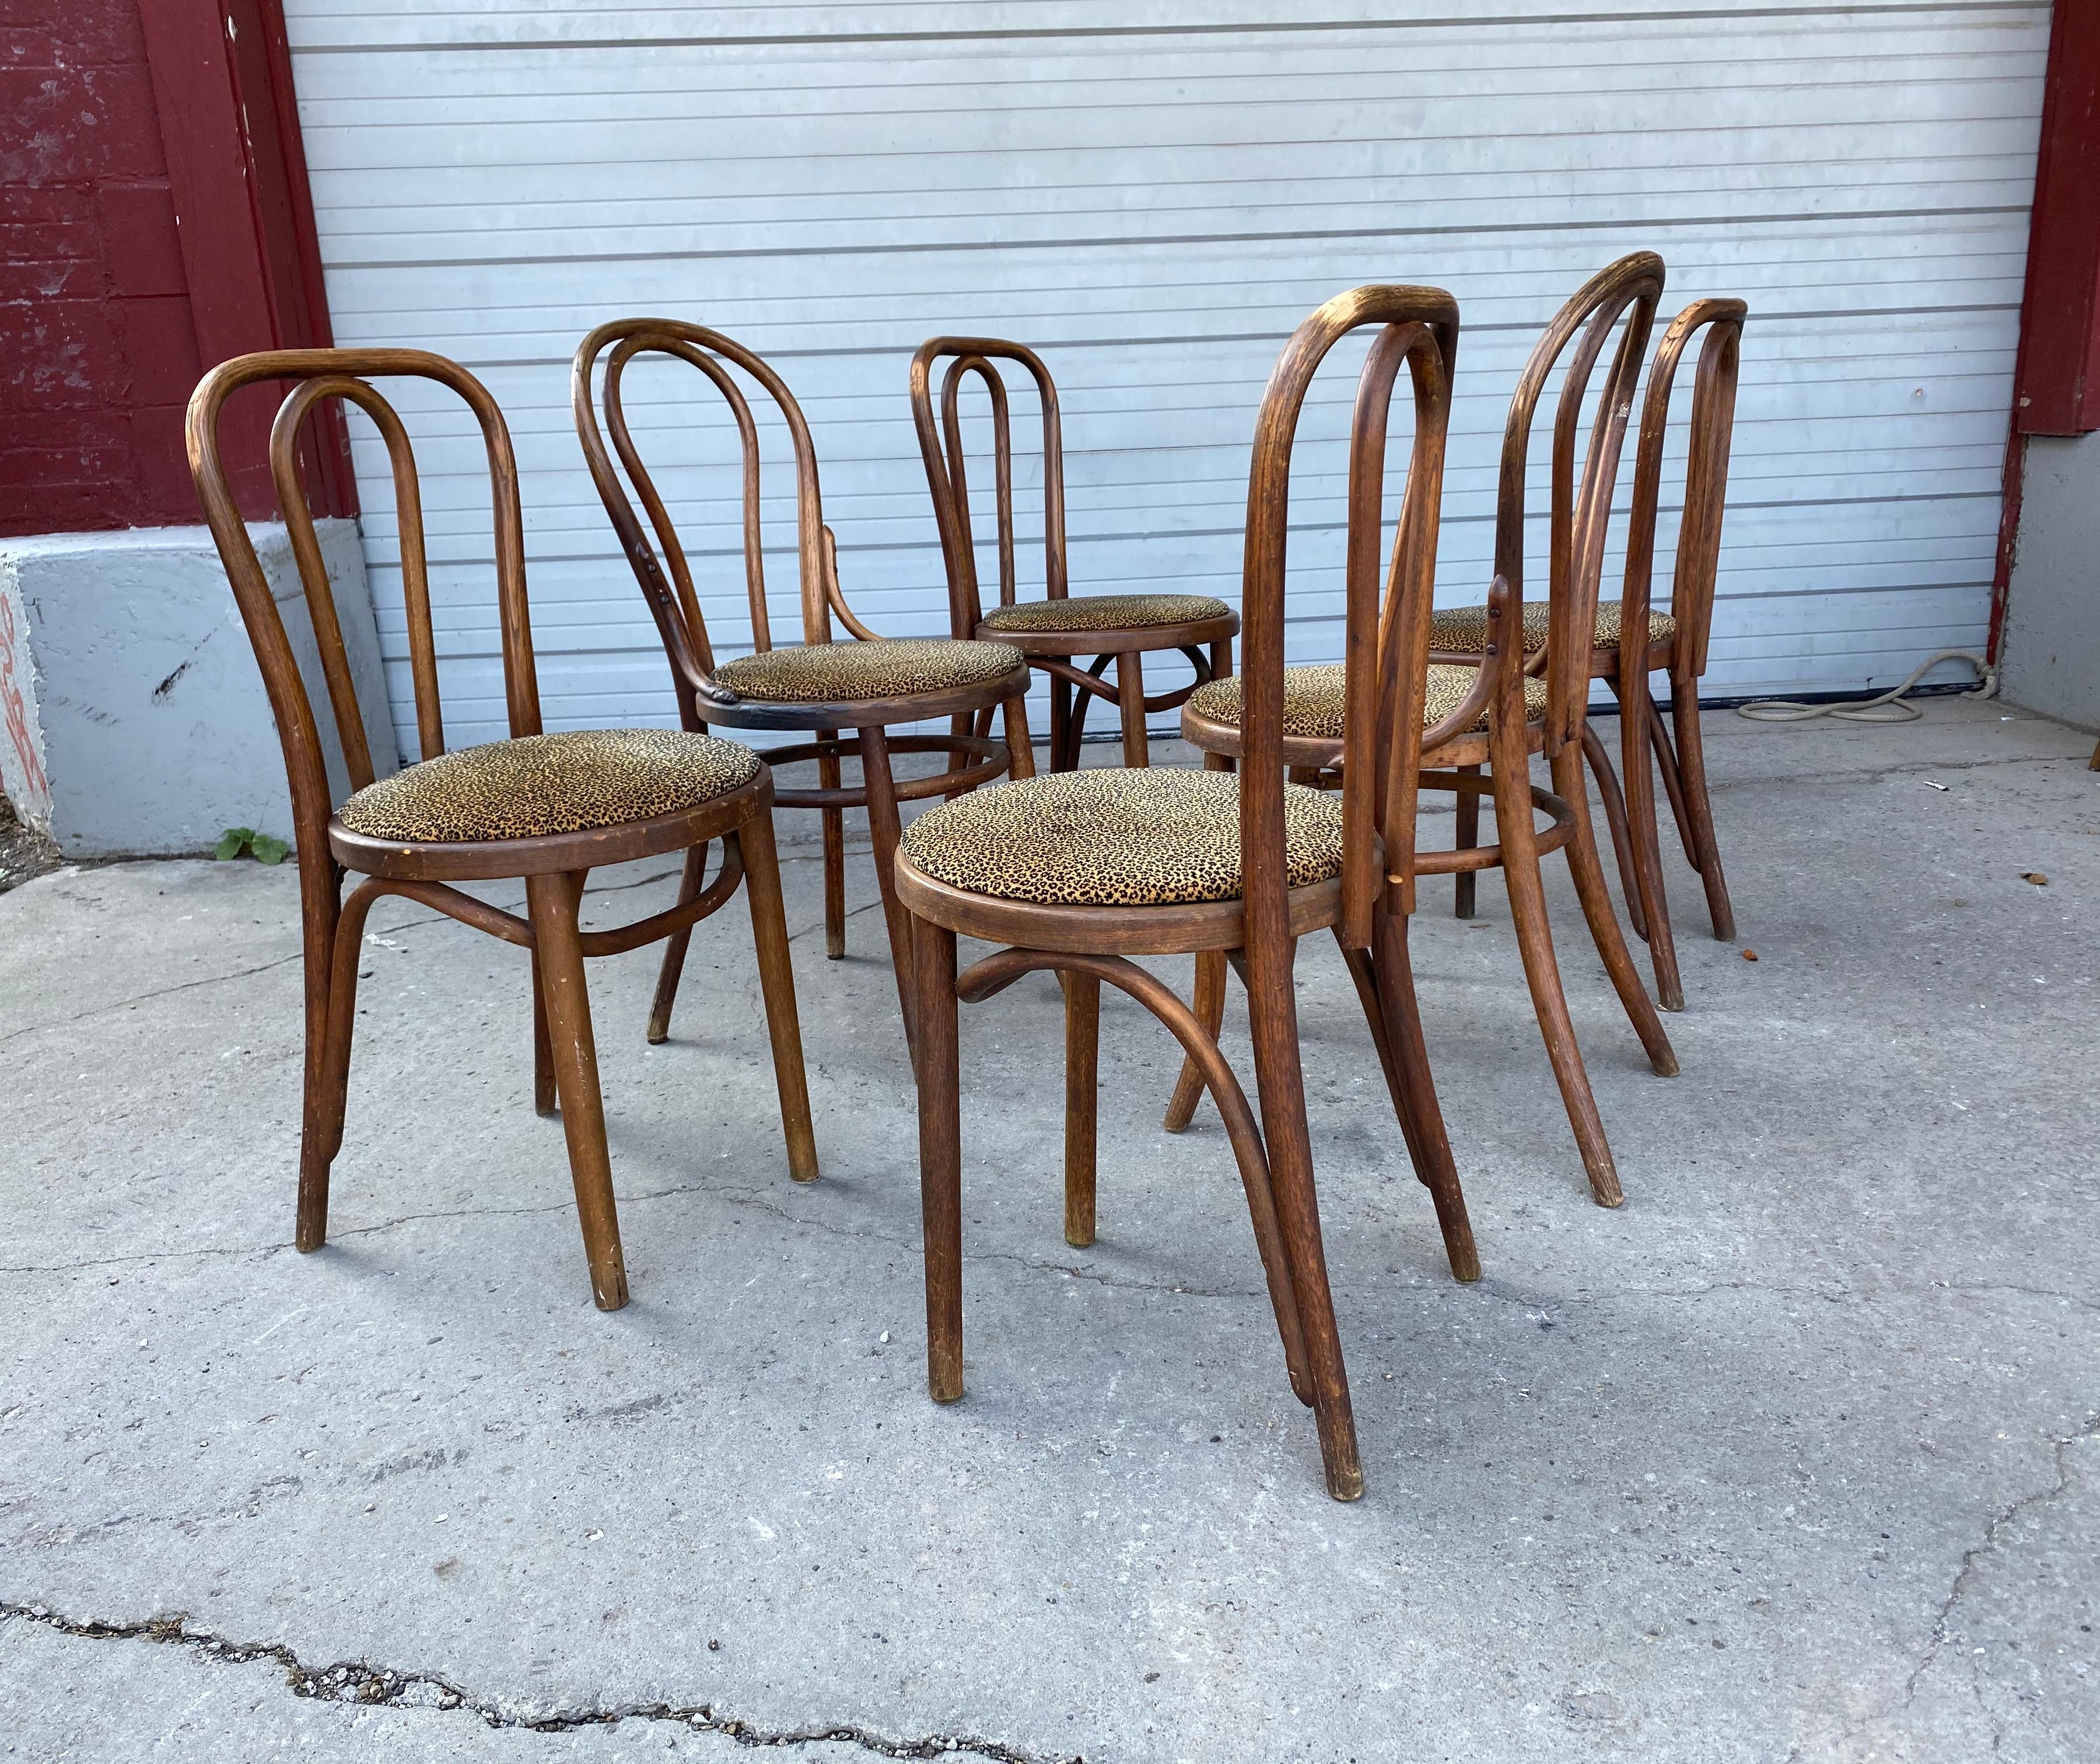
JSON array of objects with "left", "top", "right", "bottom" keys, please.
[
  {"left": 1406, "top": 776, "right": 1578, "bottom": 877},
  {"left": 953, "top": 946, "right": 1312, "bottom": 1405},
  {"left": 768, "top": 732, "right": 1009, "bottom": 809}
]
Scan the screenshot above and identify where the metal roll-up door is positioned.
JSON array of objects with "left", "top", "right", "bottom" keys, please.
[{"left": 282, "top": 2, "right": 2048, "bottom": 756}]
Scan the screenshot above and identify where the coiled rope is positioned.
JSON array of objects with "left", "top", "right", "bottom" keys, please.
[{"left": 1735, "top": 648, "right": 2000, "bottom": 724}]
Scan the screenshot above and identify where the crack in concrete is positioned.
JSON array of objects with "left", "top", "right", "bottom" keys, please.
[
  {"left": 1778, "top": 1413, "right": 2100, "bottom": 1764},
  {"left": 0, "top": 1603, "right": 1062, "bottom": 1760},
  {"left": 1899, "top": 1414, "right": 2100, "bottom": 1709}
]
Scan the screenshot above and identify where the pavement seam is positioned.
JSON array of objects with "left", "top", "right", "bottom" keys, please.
[{"left": 0, "top": 1602, "right": 1066, "bottom": 1761}]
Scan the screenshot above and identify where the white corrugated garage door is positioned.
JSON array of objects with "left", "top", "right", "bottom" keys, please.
[{"left": 282, "top": 1, "right": 2049, "bottom": 758}]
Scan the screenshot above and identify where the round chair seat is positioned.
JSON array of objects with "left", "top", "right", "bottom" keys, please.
[
  {"left": 1185, "top": 662, "right": 1549, "bottom": 742},
  {"left": 899, "top": 768, "right": 1342, "bottom": 907},
  {"left": 978, "top": 592, "right": 1233, "bottom": 637},
  {"left": 711, "top": 637, "right": 1024, "bottom": 704},
  {"left": 335, "top": 729, "right": 761, "bottom": 844},
  {"left": 1431, "top": 598, "right": 1676, "bottom": 655}
]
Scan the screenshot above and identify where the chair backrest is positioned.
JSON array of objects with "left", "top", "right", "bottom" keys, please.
[
  {"left": 1621, "top": 298, "right": 1747, "bottom": 682},
  {"left": 907, "top": 338, "right": 1068, "bottom": 639},
  {"left": 187, "top": 349, "right": 538, "bottom": 863},
  {"left": 1240, "top": 287, "right": 1458, "bottom": 957},
  {"left": 1494, "top": 252, "right": 1665, "bottom": 752},
  {"left": 573, "top": 320, "right": 866, "bottom": 726}
]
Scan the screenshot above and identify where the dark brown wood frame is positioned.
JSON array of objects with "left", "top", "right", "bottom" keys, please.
[
  {"left": 571, "top": 320, "right": 1037, "bottom": 1038},
  {"left": 187, "top": 348, "right": 819, "bottom": 1312},
  {"left": 897, "top": 285, "right": 1482, "bottom": 1502},
  {"left": 908, "top": 338, "right": 1241, "bottom": 771},
  {"left": 1569, "top": 298, "right": 1746, "bottom": 1011},
  {"left": 1181, "top": 253, "right": 1680, "bottom": 1208}
]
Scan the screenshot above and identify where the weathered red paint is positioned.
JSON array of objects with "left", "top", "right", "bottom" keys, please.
[
  {"left": 1, "top": 0, "right": 351, "bottom": 538},
  {"left": 1990, "top": 2, "right": 2100, "bottom": 657}
]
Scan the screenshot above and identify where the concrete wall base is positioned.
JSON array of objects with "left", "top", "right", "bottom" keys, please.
[
  {"left": 2001, "top": 430, "right": 2100, "bottom": 733},
  {"left": 0, "top": 522, "right": 396, "bottom": 857}
]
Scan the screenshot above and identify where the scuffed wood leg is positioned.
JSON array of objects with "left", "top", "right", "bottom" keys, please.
[
  {"left": 1670, "top": 691, "right": 1737, "bottom": 942},
  {"left": 1551, "top": 743, "right": 1679, "bottom": 1078},
  {"left": 817, "top": 730, "right": 846, "bottom": 960},
  {"left": 1063, "top": 968, "right": 1100, "bottom": 1247},
  {"left": 645, "top": 841, "right": 708, "bottom": 1044},
  {"left": 1116, "top": 649, "right": 1149, "bottom": 768},
  {"left": 911, "top": 918, "right": 964, "bottom": 1402},
  {"left": 859, "top": 723, "right": 918, "bottom": 1048},
  {"left": 1452, "top": 762, "right": 1482, "bottom": 918},
  {"left": 738, "top": 814, "right": 820, "bottom": 1183},
  {"left": 1164, "top": 750, "right": 1234, "bottom": 1132},
  {"left": 524, "top": 870, "right": 629, "bottom": 1311}
]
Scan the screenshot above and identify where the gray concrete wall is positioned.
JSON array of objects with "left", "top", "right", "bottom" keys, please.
[
  {"left": 0, "top": 521, "right": 396, "bottom": 858},
  {"left": 2000, "top": 429, "right": 2100, "bottom": 730}
]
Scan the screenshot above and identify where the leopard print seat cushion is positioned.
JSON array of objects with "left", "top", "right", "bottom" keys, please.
[
  {"left": 1185, "top": 663, "right": 1548, "bottom": 741},
  {"left": 335, "top": 729, "right": 761, "bottom": 844},
  {"left": 978, "top": 592, "right": 1233, "bottom": 636},
  {"left": 900, "top": 768, "right": 1343, "bottom": 907},
  {"left": 711, "top": 638, "right": 1024, "bottom": 704},
  {"left": 1430, "top": 598, "right": 1676, "bottom": 654}
]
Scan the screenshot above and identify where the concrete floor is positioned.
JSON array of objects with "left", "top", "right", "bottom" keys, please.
[{"left": 1, "top": 699, "right": 2095, "bottom": 1763}]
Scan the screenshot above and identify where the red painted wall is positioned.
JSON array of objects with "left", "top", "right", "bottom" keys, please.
[{"left": 2, "top": 0, "right": 205, "bottom": 533}]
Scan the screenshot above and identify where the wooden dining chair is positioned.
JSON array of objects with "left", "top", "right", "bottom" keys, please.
[
  {"left": 187, "top": 348, "right": 818, "bottom": 1312},
  {"left": 1430, "top": 297, "right": 1747, "bottom": 1011},
  {"left": 909, "top": 338, "right": 1241, "bottom": 770},
  {"left": 894, "top": 285, "right": 1480, "bottom": 1502},
  {"left": 1178, "top": 254, "right": 1679, "bottom": 1209},
  {"left": 572, "top": 320, "right": 1036, "bottom": 1038}
]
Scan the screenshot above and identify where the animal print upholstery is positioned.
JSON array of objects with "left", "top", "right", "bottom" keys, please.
[
  {"left": 1184, "top": 663, "right": 1549, "bottom": 741},
  {"left": 711, "top": 638, "right": 1024, "bottom": 704},
  {"left": 898, "top": 767, "right": 1343, "bottom": 907},
  {"left": 335, "top": 729, "right": 761, "bottom": 844},
  {"left": 978, "top": 592, "right": 1234, "bottom": 636},
  {"left": 1430, "top": 598, "right": 1676, "bottom": 654}
]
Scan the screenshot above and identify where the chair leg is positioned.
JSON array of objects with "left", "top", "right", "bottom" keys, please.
[
  {"left": 737, "top": 814, "right": 820, "bottom": 1184},
  {"left": 295, "top": 875, "right": 346, "bottom": 1250},
  {"left": 1670, "top": 688, "right": 1738, "bottom": 942},
  {"left": 1647, "top": 698, "right": 1699, "bottom": 869},
  {"left": 1049, "top": 673, "right": 1072, "bottom": 774},
  {"left": 909, "top": 918, "right": 964, "bottom": 1403},
  {"left": 1001, "top": 694, "right": 1036, "bottom": 780},
  {"left": 817, "top": 730, "right": 846, "bottom": 960},
  {"left": 645, "top": 842, "right": 708, "bottom": 1045},
  {"left": 1452, "top": 762, "right": 1482, "bottom": 918},
  {"left": 1115, "top": 649, "right": 1149, "bottom": 768},
  {"left": 1581, "top": 721, "right": 1647, "bottom": 941},
  {"left": 1241, "top": 933, "right": 1363, "bottom": 1500},
  {"left": 531, "top": 952, "right": 558, "bottom": 1115},
  {"left": 1163, "top": 949, "right": 1227, "bottom": 1132},
  {"left": 524, "top": 870, "right": 629, "bottom": 1311},
  {"left": 1337, "top": 919, "right": 1479, "bottom": 1282},
  {"left": 858, "top": 723, "right": 919, "bottom": 1047},
  {"left": 1550, "top": 743, "right": 1680, "bottom": 1080},
  {"left": 1616, "top": 683, "right": 1685, "bottom": 1011},
  {"left": 1063, "top": 968, "right": 1100, "bottom": 1247},
  {"left": 1372, "top": 910, "right": 1480, "bottom": 1282},
  {"left": 1164, "top": 751, "right": 1233, "bottom": 1132},
  {"left": 1492, "top": 743, "right": 1624, "bottom": 1208}
]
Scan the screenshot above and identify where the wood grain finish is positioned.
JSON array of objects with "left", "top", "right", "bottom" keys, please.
[
  {"left": 909, "top": 337, "right": 1239, "bottom": 769},
  {"left": 188, "top": 347, "right": 819, "bottom": 1310},
  {"left": 574, "top": 320, "right": 1032, "bottom": 1038},
  {"left": 895, "top": 286, "right": 1480, "bottom": 1500}
]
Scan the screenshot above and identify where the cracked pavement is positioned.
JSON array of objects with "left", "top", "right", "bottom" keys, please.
[{"left": 2, "top": 706, "right": 2096, "bottom": 1762}]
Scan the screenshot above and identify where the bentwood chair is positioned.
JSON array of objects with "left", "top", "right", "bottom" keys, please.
[
  {"left": 895, "top": 285, "right": 1480, "bottom": 1502},
  {"left": 1430, "top": 298, "right": 1747, "bottom": 1012},
  {"left": 1179, "top": 254, "right": 1679, "bottom": 1209},
  {"left": 187, "top": 349, "right": 818, "bottom": 1311},
  {"left": 909, "top": 339, "right": 1242, "bottom": 770},
  {"left": 573, "top": 321, "right": 1036, "bottom": 1037}
]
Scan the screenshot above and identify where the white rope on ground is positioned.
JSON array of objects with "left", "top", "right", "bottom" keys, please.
[{"left": 1734, "top": 648, "right": 2000, "bottom": 724}]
